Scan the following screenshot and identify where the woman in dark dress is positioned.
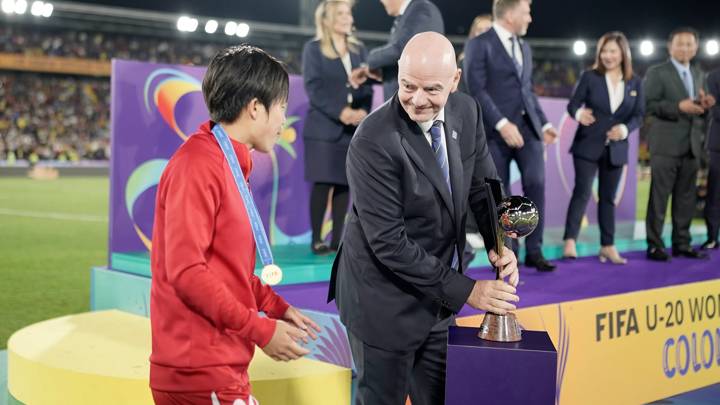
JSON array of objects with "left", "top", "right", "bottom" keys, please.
[{"left": 302, "top": 0, "right": 373, "bottom": 254}]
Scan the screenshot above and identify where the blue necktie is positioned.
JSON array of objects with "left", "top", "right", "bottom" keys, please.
[
  {"left": 430, "top": 120, "right": 451, "bottom": 194},
  {"left": 682, "top": 70, "right": 694, "bottom": 99},
  {"left": 430, "top": 120, "right": 459, "bottom": 269},
  {"left": 510, "top": 36, "right": 522, "bottom": 76}
]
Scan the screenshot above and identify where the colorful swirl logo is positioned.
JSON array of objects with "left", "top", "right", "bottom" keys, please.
[
  {"left": 143, "top": 68, "right": 203, "bottom": 141},
  {"left": 126, "top": 67, "right": 304, "bottom": 250}
]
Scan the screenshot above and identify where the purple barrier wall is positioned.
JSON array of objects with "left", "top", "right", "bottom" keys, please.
[{"left": 109, "top": 59, "right": 638, "bottom": 261}]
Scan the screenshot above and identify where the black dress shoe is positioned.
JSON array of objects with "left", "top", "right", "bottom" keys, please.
[
  {"left": 672, "top": 247, "right": 708, "bottom": 259},
  {"left": 701, "top": 240, "right": 719, "bottom": 250},
  {"left": 525, "top": 255, "right": 556, "bottom": 272},
  {"left": 646, "top": 247, "right": 670, "bottom": 261},
  {"left": 311, "top": 242, "right": 332, "bottom": 255}
]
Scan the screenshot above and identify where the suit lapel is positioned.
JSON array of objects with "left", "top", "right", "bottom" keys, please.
[
  {"left": 599, "top": 72, "right": 614, "bottom": 114},
  {"left": 490, "top": 28, "right": 521, "bottom": 82},
  {"left": 398, "top": 109, "right": 455, "bottom": 219},
  {"left": 665, "top": 61, "right": 690, "bottom": 98},
  {"left": 519, "top": 39, "right": 528, "bottom": 80},
  {"left": 613, "top": 78, "right": 635, "bottom": 117},
  {"left": 444, "top": 105, "right": 463, "bottom": 228}
]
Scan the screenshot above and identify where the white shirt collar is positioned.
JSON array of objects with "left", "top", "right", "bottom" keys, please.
[
  {"left": 418, "top": 108, "right": 446, "bottom": 133},
  {"left": 398, "top": 0, "right": 412, "bottom": 16},
  {"left": 670, "top": 57, "right": 690, "bottom": 72},
  {"left": 493, "top": 22, "right": 515, "bottom": 42}
]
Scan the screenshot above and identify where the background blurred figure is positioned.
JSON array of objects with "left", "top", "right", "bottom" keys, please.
[
  {"left": 463, "top": 0, "right": 559, "bottom": 272},
  {"left": 644, "top": 27, "right": 716, "bottom": 261},
  {"left": 302, "top": 0, "right": 373, "bottom": 255},
  {"left": 468, "top": 14, "right": 494, "bottom": 39},
  {"left": 458, "top": 13, "right": 493, "bottom": 260},
  {"left": 563, "top": 32, "right": 644, "bottom": 264},
  {"left": 702, "top": 67, "right": 720, "bottom": 250},
  {"left": 457, "top": 14, "right": 493, "bottom": 104},
  {"left": 349, "top": 0, "right": 443, "bottom": 100}
]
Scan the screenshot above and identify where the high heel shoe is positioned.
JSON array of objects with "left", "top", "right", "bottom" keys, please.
[
  {"left": 599, "top": 246, "right": 627, "bottom": 265},
  {"left": 562, "top": 239, "right": 578, "bottom": 259}
]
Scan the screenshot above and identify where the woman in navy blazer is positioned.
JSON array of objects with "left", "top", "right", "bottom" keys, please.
[
  {"left": 302, "top": 0, "right": 373, "bottom": 254},
  {"left": 563, "top": 31, "right": 644, "bottom": 264}
]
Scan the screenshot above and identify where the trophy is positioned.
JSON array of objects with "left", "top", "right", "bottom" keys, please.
[{"left": 478, "top": 180, "right": 539, "bottom": 342}]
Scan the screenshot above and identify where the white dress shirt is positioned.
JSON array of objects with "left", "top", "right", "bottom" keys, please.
[
  {"left": 398, "top": 0, "right": 412, "bottom": 16},
  {"left": 419, "top": 108, "right": 447, "bottom": 161},
  {"left": 574, "top": 73, "right": 629, "bottom": 140},
  {"left": 340, "top": 51, "right": 353, "bottom": 104}
]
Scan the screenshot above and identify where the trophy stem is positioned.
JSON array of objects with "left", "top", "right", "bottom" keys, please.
[{"left": 477, "top": 228, "right": 522, "bottom": 342}]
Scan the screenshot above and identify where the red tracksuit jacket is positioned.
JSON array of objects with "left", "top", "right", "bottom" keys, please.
[{"left": 149, "top": 121, "right": 289, "bottom": 393}]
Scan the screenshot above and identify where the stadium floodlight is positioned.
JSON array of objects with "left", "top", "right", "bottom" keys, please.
[
  {"left": 2, "top": 0, "right": 15, "bottom": 14},
  {"left": 573, "top": 40, "right": 587, "bottom": 56},
  {"left": 205, "top": 19, "right": 218, "bottom": 34},
  {"left": 177, "top": 16, "right": 198, "bottom": 32},
  {"left": 640, "top": 40, "right": 654, "bottom": 57},
  {"left": 236, "top": 22, "right": 250, "bottom": 38},
  {"left": 40, "top": 0, "right": 51, "bottom": 17},
  {"left": 13, "top": 0, "right": 26, "bottom": 14},
  {"left": 706, "top": 39, "right": 719, "bottom": 57},
  {"left": 224, "top": 21, "right": 237, "bottom": 36},
  {"left": 30, "top": 0, "right": 43, "bottom": 16},
  {"left": 176, "top": 16, "right": 187, "bottom": 31}
]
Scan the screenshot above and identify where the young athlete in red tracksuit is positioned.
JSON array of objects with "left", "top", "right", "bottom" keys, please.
[{"left": 149, "top": 45, "right": 320, "bottom": 405}]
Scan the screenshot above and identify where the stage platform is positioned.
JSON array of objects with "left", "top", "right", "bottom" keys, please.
[
  {"left": 89, "top": 246, "right": 720, "bottom": 405},
  {"left": 6, "top": 310, "right": 350, "bottom": 405}
]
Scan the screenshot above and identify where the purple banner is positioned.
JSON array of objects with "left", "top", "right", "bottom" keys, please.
[{"left": 109, "top": 60, "right": 637, "bottom": 261}]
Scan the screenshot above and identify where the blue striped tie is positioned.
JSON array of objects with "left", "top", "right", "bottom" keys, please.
[
  {"left": 430, "top": 120, "right": 459, "bottom": 269},
  {"left": 430, "top": 120, "right": 451, "bottom": 193}
]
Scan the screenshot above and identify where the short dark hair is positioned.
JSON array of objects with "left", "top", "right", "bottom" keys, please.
[
  {"left": 493, "top": 0, "right": 531, "bottom": 20},
  {"left": 668, "top": 27, "right": 699, "bottom": 43},
  {"left": 202, "top": 45, "right": 289, "bottom": 124}
]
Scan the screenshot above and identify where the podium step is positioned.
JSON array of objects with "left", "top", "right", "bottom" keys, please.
[{"left": 7, "top": 310, "right": 350, "bottom": 405}]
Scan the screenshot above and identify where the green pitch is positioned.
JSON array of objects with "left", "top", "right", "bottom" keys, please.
[
  {"left": 0, "top": 174, "right": 658, "bottom": 350},
  {"left": 0, "top": 177, "right": 108, "bottom": 350}
]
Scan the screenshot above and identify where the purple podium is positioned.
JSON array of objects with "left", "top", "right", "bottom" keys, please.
[{"left": 446, "top": 326, "right": 557, "bottom": 405}]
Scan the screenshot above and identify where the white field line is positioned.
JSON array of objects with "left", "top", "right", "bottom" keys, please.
[{"left": 0, "top": 208, "right": 106, "bottom": 222}]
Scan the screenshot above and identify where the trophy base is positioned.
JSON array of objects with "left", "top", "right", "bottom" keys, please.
[{"left": 478, "top": 312, "right": 522, "bottom": 342}]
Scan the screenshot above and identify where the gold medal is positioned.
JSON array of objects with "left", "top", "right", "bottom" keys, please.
[{"left": 261, "top": 264, "right": 283, "bottom": 285}]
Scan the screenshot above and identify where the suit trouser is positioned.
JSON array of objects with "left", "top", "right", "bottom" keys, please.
[
  {"left": 705, "top": 150, "right": 720, "bottom": 242},
  {"left": 564, "top": 148, "right": 624, "bottom": 246},
  {"left": 646, "top": 154, "right": 699, "bottom": 250},
  {"left": 348, "top": 316, "right": 453, "bottom": 405},
  {"left": 488, "top": 119, "right": 545, "bottom": 258}
]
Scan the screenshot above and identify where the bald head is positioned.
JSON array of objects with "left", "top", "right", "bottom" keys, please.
[
  {"left": 399, "top": 32, "right": 458, "bottom": 79},
  {"left": 396, "top": 32, "right": 460, "bottom": 123}
]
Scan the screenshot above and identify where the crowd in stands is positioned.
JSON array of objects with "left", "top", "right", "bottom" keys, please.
[
  {"left": 0, "top": 24, "right": 717, "bottom": 163},
  {"left": 0, "top": 72, "right": 110, "bottom": 162}
]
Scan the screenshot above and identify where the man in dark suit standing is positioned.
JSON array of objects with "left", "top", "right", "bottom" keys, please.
[
  {"left": 329, "top": 32, "right": 519, "bottom": 405},
  {"left": 644, "top": 27, "right": 716, "bottom": 261},
  {"left": 349, "top": 0, "right": 443, "bottom": 100},
  {"left": 702, "top": 68, "right": 720, "bottom": 250},
  {"left": 463, "top": 0, "right": 558, "bottom": 271}
]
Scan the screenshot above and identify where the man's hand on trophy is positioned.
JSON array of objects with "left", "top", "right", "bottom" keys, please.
[
  {"left": 466, "top": 280, "right": 519, "bottom": 315},
  {"left": 488, "top": 248, "right": 519, "bottom": 287}
]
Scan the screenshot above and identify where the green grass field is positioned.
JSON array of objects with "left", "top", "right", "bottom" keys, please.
[
  {"left": 0, "top": 173, "right": 668, "bottom": 350},
  {"left": 0, "top": 177, "right": 108, "bottom": 350}
]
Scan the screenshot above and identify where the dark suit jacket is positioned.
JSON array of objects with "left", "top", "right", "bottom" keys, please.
[
  {"left": 301, "top": 40, "right": 373, "bottom": 143},
  {"left": 566, "top": 70, "right": 645, "bottom": 166},
  {"left": 707, "top": 69, "right": 720, "bottom": 153},
  {"left": 463, "top": 27, "right": 548, "bottom": 141},
  {"left": 327, "top": 92, "right": 501, "bottom": 351},
  {"left": 367, "top": 0, "right": 444, "bottom": 100},
  {"left": 644, "top": 60, "right": 708, "bottom": 158}
]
